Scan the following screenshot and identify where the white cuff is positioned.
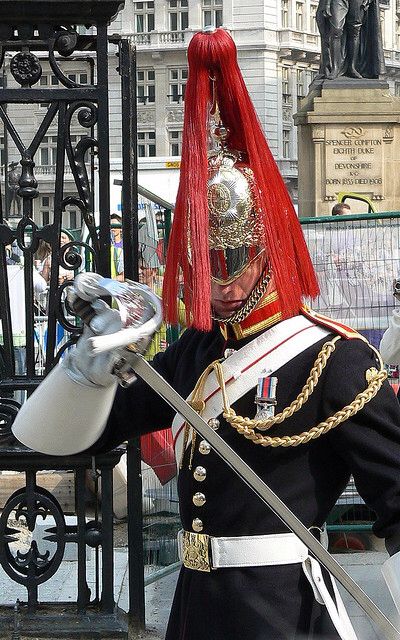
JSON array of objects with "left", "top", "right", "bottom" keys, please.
[{"left": 12, "top": 363, "right": 117, "bottom": 455}]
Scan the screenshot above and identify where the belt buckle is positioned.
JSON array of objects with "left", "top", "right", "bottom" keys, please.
[{"left": 182, "top": 531, "right": 211, "bottom": 572}]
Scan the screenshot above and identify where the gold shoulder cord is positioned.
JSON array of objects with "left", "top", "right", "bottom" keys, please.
[{"left": 182, "top": 336, "right": 387, "bottom": 457}]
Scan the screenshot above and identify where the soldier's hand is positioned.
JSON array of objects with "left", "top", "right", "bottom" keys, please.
[
  {"left": 65, "top": 298, "right": 123, "bottom": 388},
  {"left": 65, "top": 272, "right": 162, "bottom": 387}
]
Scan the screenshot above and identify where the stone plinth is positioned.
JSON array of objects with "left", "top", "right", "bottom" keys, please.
[{"left": 294, "top": 79, "right": 400, "bottom": 217}]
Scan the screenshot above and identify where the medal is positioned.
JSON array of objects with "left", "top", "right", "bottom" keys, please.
[{"left": 254, "top": 373, "right": 278, "bottom": 420}]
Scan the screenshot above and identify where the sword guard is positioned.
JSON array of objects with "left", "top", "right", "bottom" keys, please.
[{"left": 70, "top": 272, "right": 163, "bottom": 356}]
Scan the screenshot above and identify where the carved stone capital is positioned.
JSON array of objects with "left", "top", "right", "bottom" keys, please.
[{"left": 312, "top": 125, "right": 325, "bottom": 142}]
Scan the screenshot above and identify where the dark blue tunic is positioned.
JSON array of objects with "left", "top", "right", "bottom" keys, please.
[{"left": 98, "top": 322, "right": 400, "bottom": 639}]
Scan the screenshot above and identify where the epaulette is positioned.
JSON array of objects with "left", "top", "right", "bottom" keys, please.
[{"left": 301, "top": 305, "right": 365, "bottom": 341}]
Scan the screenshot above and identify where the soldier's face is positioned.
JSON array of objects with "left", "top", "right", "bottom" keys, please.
[{"left": 211, "top": 251, "right": 266, "bottom": 318}]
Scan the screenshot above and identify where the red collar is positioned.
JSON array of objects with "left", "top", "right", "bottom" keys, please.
[{"left": 218, "top": 290, "right": 283, "bottom": 340}]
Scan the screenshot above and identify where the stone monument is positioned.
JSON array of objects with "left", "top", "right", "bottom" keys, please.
[{"left": 295, "top": 0, "right": 400, "bottom": 216}]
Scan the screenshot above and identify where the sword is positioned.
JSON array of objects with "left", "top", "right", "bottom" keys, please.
[{"left": 75, "top": 274, "right": 400, "bottom": 640}]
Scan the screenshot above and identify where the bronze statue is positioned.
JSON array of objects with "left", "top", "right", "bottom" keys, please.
[
  {"left": 6, "top": 162, "right": 21, "bottom": 217},
  {"left": 316, "top": 0, "right": 385, "bottom": 80}
]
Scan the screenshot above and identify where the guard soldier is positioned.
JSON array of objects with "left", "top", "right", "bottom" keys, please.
[{"left": 12, "top": 28, "right": 400, "bottom": 639}]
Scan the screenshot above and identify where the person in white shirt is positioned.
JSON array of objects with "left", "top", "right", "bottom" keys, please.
[
  {"left": 379, "top": 280, "right": 400, "bottom": 366},
  {"left": 5, "top": 263, "right": 47, "bottom": 402}
]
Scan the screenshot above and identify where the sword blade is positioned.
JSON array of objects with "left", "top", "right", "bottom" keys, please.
[{"left": 130, "top": 353, "right": 400, "bottom": 640}]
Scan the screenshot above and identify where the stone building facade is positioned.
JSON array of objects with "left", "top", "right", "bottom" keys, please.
[{"left": 2, "top": 1, "right": 400, "bottom": 225}]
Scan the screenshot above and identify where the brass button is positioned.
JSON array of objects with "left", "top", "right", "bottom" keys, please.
[
  {"left": 193, "top": 466, "right": 207, "bottom": 482},
  {"left": 193, "top": 492, "right": 206, "bottom": 507},
  {"left": 199, "top": 440, "right": 211, "bottom": 455},
  {"left": 192, "top": 518, "right": 204, "bottom": 532},
  {"left": 208, "top": 418, "right": 220, "bottom": 430}
]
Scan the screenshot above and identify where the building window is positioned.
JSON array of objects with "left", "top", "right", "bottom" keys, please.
[
  {"left": 310, "top": 2, "right": 318, "bottom": 33},
  {"left": 39, "top": 72, "right": 88, "bottom": 107},
  {"left": 395, "top": 82, "right": 400, "bottom": 97},
  {"left": 69, "top": 134, "right": 86, "bottom": 150},
  {"left": 38, "top": 134, "right": 85, "bottom": 170},
  {"left": 296, "top": 68, "right": 305, "bottom": 100},
  {"left": 282, "top": 66, "right": 291, "bottom": 104},
  {"left": 169, "top": 130, "right": 183, "bottom": 156},
  {"left": 40, "top": 74, "right": 59, "bottom": 87},
  {"left": 134, "top": 1, "right": 155, "bottom": 33},
  {"left": 168, "top": 68, "right": 188, "bottom": 103},
  {"left": 295, "top": 1, "right": 304, "bottom": 30},
  {"left": 281, "top": 0, "right": 290, "bottom": 27},
  {"left": 282, "top": 129, "right": 290, "bottom": 159},
  {"left": 69, "top": 209, "right": 77, "bottom": 229},
  {"left": 202, "top": 0, "right": 223, "bottom": 29},
  {"left": 65, "top": 204, "right": 80, "bottom": 230},
  {"left": 38, "top": 196, "right": 80, "bottom": 229},
  {"left": 39, "top": 73, "right": 59, "bottom": 108},
  {"left": 40, "top": 196, "right": 51, "bottom": 227},
  {"left": 138, "top": 131, "right": 156, "bottom": 157},
  {"left": 66, "top": 73, "right": 89, "bottom": 85},
  {"left": 137, "top": 69, "right": 155, "bottom": 104},
  {"left": 39, "top": 136, "right": 58, "bottom": 166},
  {"left": 169, "top": 0, "right": 188, "bottom": 31}
]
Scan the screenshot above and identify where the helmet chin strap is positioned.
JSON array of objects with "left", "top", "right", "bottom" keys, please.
[{"left": 211, "top": 267, "right": 271, "bottom": 324}]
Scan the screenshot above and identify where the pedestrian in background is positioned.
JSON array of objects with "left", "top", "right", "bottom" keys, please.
[
  {"left": 332, "top": 203, "right": 351, "bottom": 216},
  {"left": 110, "top": 214, "right": 124, "bottom": 281}
]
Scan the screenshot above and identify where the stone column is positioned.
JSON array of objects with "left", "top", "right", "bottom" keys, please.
[
  {"left": 188, "top": 0, "right": 202, "bottom": 30},
  {"left": 155, "top": 64, "right": 168, "bottom": 156}
]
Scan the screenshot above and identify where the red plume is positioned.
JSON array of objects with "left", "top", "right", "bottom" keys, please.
[{"left": 162, "top": 29, "right": 319, "bottom": 331}]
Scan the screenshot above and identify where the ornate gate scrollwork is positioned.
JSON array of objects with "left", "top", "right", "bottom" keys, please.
[
  {"left": 0, "top": 0, "right": 138, "bottom": 634},
  {"left": 0, "top": 484, "right": 66, "bottom": 587}
]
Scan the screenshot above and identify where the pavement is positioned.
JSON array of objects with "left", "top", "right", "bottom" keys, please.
[
  {"left": 0, "top": 550, "right": 398, "bottom": 639},
  {"left": 335, "top": 552, "right": 399, "bottom": 639}
]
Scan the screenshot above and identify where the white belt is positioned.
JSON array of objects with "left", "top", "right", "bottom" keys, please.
[
  {"left": 178, "top": 530, "right": 358, "bottom": 640},
  {"left": 178, "top": 530, "right": 308, "bottom": 570}
]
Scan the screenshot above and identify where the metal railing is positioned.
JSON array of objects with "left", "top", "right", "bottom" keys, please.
[
  {"left": 0, "top": 9, "right": 137, "bottom": 638},
  {"left": 130, "top": 29, "right": 192, "bottom": 48},
  {"left": 300, "top": 211, "right": 400, "bottom": 544},
  {"left": 300, "top": 211, "right": 400, "bottom": 337}
]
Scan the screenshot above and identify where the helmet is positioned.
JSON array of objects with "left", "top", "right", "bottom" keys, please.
[{"left": 163, "top": 28, "right": 319, "bottom": 331}]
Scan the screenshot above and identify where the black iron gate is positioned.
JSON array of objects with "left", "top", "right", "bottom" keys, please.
[{"left": 0, "top": 1, "right": 143, "bottom": 637}]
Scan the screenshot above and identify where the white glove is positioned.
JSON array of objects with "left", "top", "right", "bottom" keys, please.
[
  {"left": 12, "top": 273, "right": 162, "bottom": 455},
  {"left": 65, "top": 272, "right": 162, "bottom": 387},
  {"left": 64, "top": 299, "right": 122, "bottom": 388}
]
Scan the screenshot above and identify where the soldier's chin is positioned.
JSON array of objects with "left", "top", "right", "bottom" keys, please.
[{"left": 212, "top": 300, "right": 244, "bottom": 318}]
